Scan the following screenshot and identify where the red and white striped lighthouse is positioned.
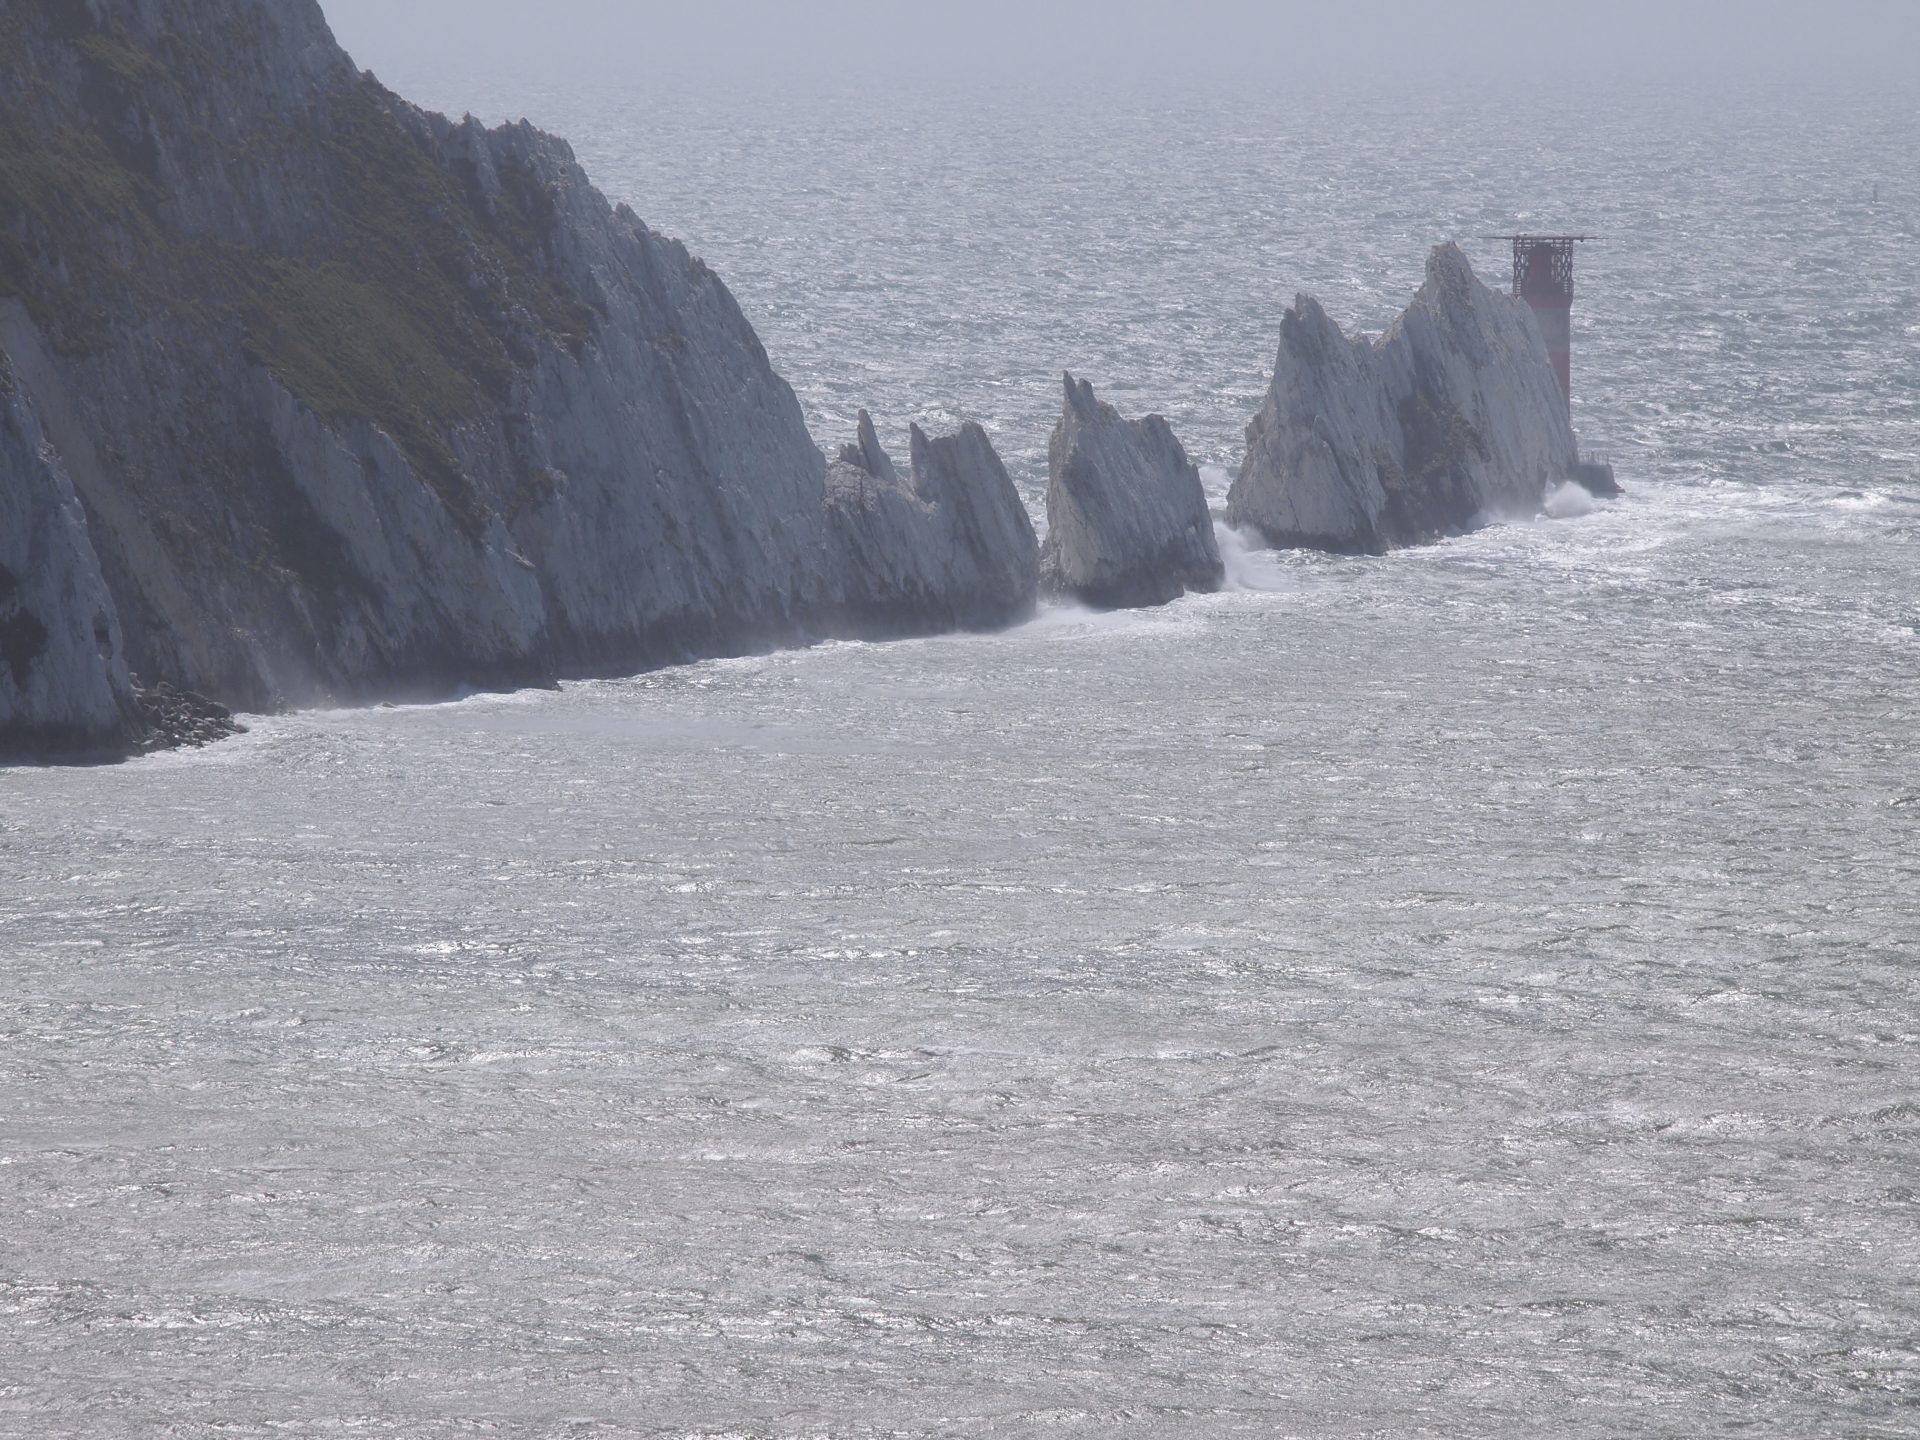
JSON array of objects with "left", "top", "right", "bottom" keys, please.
[{"left": 1497, "top": 235, "right": 1591, "bottom": 410}]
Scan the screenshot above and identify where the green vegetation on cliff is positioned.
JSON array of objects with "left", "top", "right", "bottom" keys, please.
[{"left": 0, "top": 7, "right": 598, "bottom": 534}]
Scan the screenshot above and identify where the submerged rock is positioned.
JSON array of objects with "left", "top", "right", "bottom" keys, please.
[
  {"left": 1572, "top": 457, "right": 1622, "bottom": 497},
  {"left": 1226, "top": 243, "right": 1593, "bottom": 553},
  {"left": 825, "top": 412, "right": 1038, "bottom": 635},
  {"left": 1039, "top": 373, "right": 1222, "bottom": 609}
]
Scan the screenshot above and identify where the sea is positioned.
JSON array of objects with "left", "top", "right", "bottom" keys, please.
[{"left": 2, "top": 59, "right": 1916, "bottom": 1440}]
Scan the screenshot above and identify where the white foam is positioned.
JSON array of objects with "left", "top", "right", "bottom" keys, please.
[
  {"left": 1213, "top": 520, "right": 1292, "bottom": 591},
  {"left": 1012, "top": 597, "right": 1189, "bottom": 641},
  {"left": 1543, "top": 481, "right": 1599, "bottom": 519}
]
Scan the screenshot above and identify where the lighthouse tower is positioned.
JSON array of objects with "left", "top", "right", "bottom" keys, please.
[{"left": 1499, "top": 235, "right": 1591, "bottom": 410}]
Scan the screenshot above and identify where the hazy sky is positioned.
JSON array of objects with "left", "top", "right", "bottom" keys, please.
[{"left": 321, "top": 0, "right": 1919, "bottom": 87}]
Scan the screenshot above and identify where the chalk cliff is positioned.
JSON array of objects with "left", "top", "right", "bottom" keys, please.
[
  {"left": 1226, "top": 244, "right": 1587, "bottom": 553},
  {"left": 1039, "top": 374, "right": 1222, "bottom": 609},
  {"left": 0, "top": 349, "right": 138, "bottom": 757},
  {"left": 825, "top": 411, "right": 1038, "bottom": 635},
  {"left": 0, "top": 0, "right": 1033, "bottom": 759}
]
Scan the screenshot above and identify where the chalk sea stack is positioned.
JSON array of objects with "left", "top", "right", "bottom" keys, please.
[
  {"left": 1227, "top": 243, "right": 1597, "bottom": 554},
  {"left": 1039, "top": 374, "right": 1223, "bottom": 610},
  {"left": 825, "top": 411, "right": 1038, "bottom": 635},
  {"left": 0, "top": 0, "right": 1035, "bottom": 760}
]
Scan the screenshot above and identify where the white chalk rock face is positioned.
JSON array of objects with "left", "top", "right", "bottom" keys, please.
[
  {"left": 1226, "top": 243, "right": 1581, "bottom": 553},
  {"left": 825, "top": 412, "right": 1038, "bottom": 634},
  {"left": 0, "top": 356, "right": 139, "bottom": 757},
  {"left": 1040, "top": 373, "right": 1223, "bottom": 609}
]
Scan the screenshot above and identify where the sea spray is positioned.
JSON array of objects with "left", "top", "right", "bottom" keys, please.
[
  {"left": 1543, "top": 480, "right": 1601, "bottom": 519},
  {"left": 1213, "top": 521, "right": 1295, "bottom": 591}
]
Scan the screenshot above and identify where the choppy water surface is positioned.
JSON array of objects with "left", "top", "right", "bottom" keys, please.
[{"left": 3, "top": 67, "right": 1917, "bottom": 1439}]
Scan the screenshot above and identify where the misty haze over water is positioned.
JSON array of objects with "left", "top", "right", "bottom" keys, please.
[
  {"left": 325, "top": 0, "right": 1920, "bottom": 86},
  {"left": 5, "top": 2, "right": 1918, "bottom": 1436}
]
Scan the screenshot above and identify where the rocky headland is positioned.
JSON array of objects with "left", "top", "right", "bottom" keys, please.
[
  {"left": 0, "top": 1, "right": 1620, "bottom": 762},
  {"left": 1039, "top": 374, "right": 1223, "bottom": 610},
  {"left": 0, "top": 0, "right": 1040, "bottom": 760}
]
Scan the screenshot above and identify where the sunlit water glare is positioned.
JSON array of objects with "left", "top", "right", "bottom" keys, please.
[{"left": 3, "top": 70, "right": 1916, "bottom": 1439}]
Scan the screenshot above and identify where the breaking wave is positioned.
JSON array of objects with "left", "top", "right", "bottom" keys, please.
[
  {"left": 1214, "top": 519, "right": 1292, "bottom": 591},
  {"left": 1543, "top": 480, "right": 1599, "bottom": 519}
]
